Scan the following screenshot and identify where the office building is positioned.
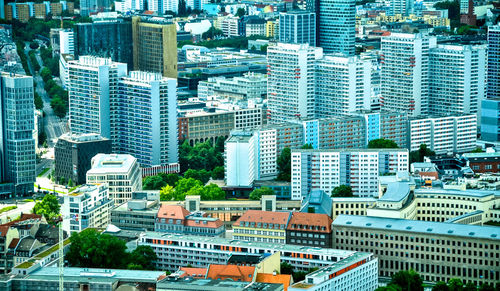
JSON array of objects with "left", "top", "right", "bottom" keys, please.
[
  {"left": 267, "top": 43, "right": 323, "bottom": 123},
  {"left": 487, "top": 25, "right": 500, "bottom": 99},
  {"left": 318, "top": 0, "right": 355, "bottom": 55},
  {"left": 59, "top": 29, "right": 75, "bottom": 55},
  {"left": 75, "top": 19, "right": 134, "bottom": 68},
  {"left": 381, "top": 33, "right": 436, "bottom": 116},
  {"left": 245, "top": 18, "right": 266, "bottom": 37},
  {"left": 62, "top": 184, "right": 114, "bottom": 233},
  {"left": 114, "top": 71, "right": 178, "bottom": 168},
  {"left": 132, "top": 16, "right": 177, "bottom": 79},
  {"left": 86, "top": 154, "right": 142, "bottom": 205},
  {"left": 54, "top": 133, "right": 112, "bottom": 185},
  {"left": 333, "top": 215, "right": 500, "bottom": 286},
  {"left": 155, "top": 205, "right": 225, "bottom": 237},
  {"left": 291, "top": 149, "right": 409, "bottom": 199},
  {"left": 286, "top": 212, "right": 332, "bottom": 247},
  {"left": 391, "top": 0, "right": 414, "bottom": 16},
  {"left": 186, "top": 0, "right": 207, "bottom": 11},
  {"left": 220, "top": 16, "right": 240, "bottom": 37},
  {"left": 0, "top": 73, "right": 36, "bottom": 198},
  {"left": 68, "top": 56, "right": 127, "bottom": 138},
  {"left": 111, "top": 191, "right": 160, "bottom": 231},
  {"left": 197, "top": 73, "right": 267, "bottom": 101},
  {"left": 139, "top": 231, "right": 378, "bottom": 275},
  {"left": 315, "top": 55, "right": 372, "bottom": 117},
  {"left": 233, "top": 210, "right": 291, "bottom": 244},
  {"left": 408, "top": 114, "right": 477, "bottom": 154},
  {"left": 225, "top": 131, "right": 258, "bottom": 187},
  {"left": 429, "top": 44, "right": 487, "bottom": 115},
  {"left": 481, "top": 99, "right": 500, "bottom": 142},
  {"left": 279, "top": 11, "right": 316, "bottom": 45}
]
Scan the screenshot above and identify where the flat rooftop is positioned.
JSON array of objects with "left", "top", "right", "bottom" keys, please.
[
  {"left": 87, "top": 154, "right": 136, "bottom": 174},
  {"left": 333, "top": 215, "right": 500, "bottom": 240},
  {"left": 307, "top": 252, "right": 372, "bottom": 279},
  {"left": 414, "top": 188, "right": 499, "bottom": 198},
  {"left": 21, "top": 267, "right": 164, "bottom": 283}
]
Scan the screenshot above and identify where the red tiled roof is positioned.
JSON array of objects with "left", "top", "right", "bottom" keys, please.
[
  {"left": 206, "top": 264, "right": 256, "bottom": 282},
  {"left": 0, "top": 226, "right": 10, "bottom": 237},
  {"left": 185, "top": 218, "right": 223, "bottom": 229},
  {"left": 256, "top": 273, "right": 292, "bottom": 291},
  {"left": 286, "top": 212, "right": 332, "bottom": 233},
  {"left": 233, "top": 210, "right": 290, "bottom": 227},
  {"left": 1, "top": 213, "right": 43, "bottom": 228},
  {"left": 8, "top": 238, "right": 20, "bottom": 249},
  {"left": 143, "top": 10, "right": 155, "bottom": 15},
  {"left": 179, "top": 267, "right": 208, "bottom": 278},
  {"left": 419, "top": 171, "right": 439, "bottom": 180},
  {"left": 157, "top": 205, "right": 190, "bottom": 220}
]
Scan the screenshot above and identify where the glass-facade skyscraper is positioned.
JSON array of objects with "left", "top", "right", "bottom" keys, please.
[{"left": 318, "top": 0, "right": 355, "bottom": 55}]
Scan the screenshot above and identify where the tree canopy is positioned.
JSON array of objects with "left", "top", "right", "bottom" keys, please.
[
  {"left": 410, "top": 144, "right": 436, "bottom": 164},
  {"left": 277, "top": 148, "right": 291, "bottom": 182},
  {"left": 331, "top": 185, "right": 353, "bottom": 198},
  {"left": 368, "top": 138, "right": 398, "bottom": 149},
  {"left": 184, "top": 169, "right": 211, "bottom": 184},
  {"left": 179, "top": 140, "right": 224, "bottom": 173},
  {"left": 249, "top": 187, "right": 275, "bottom": 200},
  {"left": 33, "top": 194, "right": 60, "bottom": 222}
]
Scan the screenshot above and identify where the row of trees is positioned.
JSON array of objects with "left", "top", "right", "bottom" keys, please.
[
  {"left": 67, "top": 229, "right": 157, "bottom": 270},
  {"left": 160, "top": 178, "right": 225, "bottom": 201},
  {"left": 41, "top": 66, "right": 68, "bottom": 118}
]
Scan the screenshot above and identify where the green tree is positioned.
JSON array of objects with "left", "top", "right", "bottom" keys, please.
[
  {"left": 215, "top": 136, "right": 225, "bottom": 152},
  {"left": 470, "top": 147, "right": 484, "bottom": 153},
  {"left": 249, "top": 187, "right": 275, "bottom": 200},
  {"left": 143, "top": 175, "right": 167, "bottom": 190},
  {"left": 174, "top": 178, "right": 203, "bottom": 200},
  {"left": 159, "top": 185, "right": 174, "bottom": 201},
  {"left": 301, "top": 144, "right": 313, "bottom": 149},
  {"left": 375, "top": 285, "right": 403, "bottom": 291},
  {"left": 200, "top": 183, "right": 225, "bottom": 200},
  {"left": 280, "top": 262, "right": 293, "bottom": 274},
  {"left": 33, "top": 194, "right": 60, "bottom": 222},
  {"left": 202, "top": 26, "right": 223, "bottom": 40},
  {"left": 68, "top": 178, "right": 73, "bottom": 187},
  {"left": 434, "top": 0, "right": 460, "bottom": 27},
  {"left": 433, "top": 282, "right": 449, "bottom": 291},
  {"left": 260, "top": 45, "right": 268, "bottom": 53},
  {"left": 211, "top": 166, "right": 225, "bottom": 179},
  {"left": 390, "top": 270, "right": 423, "bottom": 291},
  {"left": 368, "top": 138, "right": 398, "bottom": 149},
  {"left": 40, "top": 67, "right": 52, "bottom": 82},
  {"left": 277, "top": 148, "right": 291, "bottom": 181},
  {"left": 331, "top": 185, "right": 353, "bottom": 197},
  {"left": 410, "top": 144, "right": 436, "bottom": 163},
  {"left": 34, "top": 92, "right": 43, "bottom": 110},
  {"left": 184, "top": 169, "right": 211, "bottom": 184},
  {"left": 447, "top": 278, "right": 464, "bottom": 291},
  {"left": 38, "top": 131, "right": 47, "bottom": 147},
  {"left": 236, "top": 8, "right": 245, "bottom": 17},
  {"left": 129, "top": 245, "right": 157, "bottom": 270},
  {"left": 160, "top": 173, "right": 180, "bottom": 187}
]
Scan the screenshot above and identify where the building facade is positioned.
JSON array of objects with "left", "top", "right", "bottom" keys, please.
[
  {"left": 0, "top": 73, "right": 35, "bottom": 198},
  {"left": 291, "top": 149, "right": 409, "bottom": 199},
  {"left": 110, "top": 191, "right": 160, "bottom": 231},
  {"left": 86, "top": 154, "right": 142, "bottom": 205},
  {"left": 132, "top": 16, "right": 177, "bottom": 79},
  {"left": 233, "top": 210, "right": 290, "bottom": 244},
  {"left": 487, "top": 25, "right": 500, "bottom": 99},
  {"left": 481, "top": 99, "right": 500, "bottom": 142},
  {"left": 286, "top": 212, "right": 332, "bottom": 247},
  {"left": 155, "top": 205, "right": 225, "bottom": 237},
  {"left": 279, "top": 11, "right": 316, "bottom": 45},
  {"left": 225, "top": 131, "right": 257, "bottom": 187},
  {"left": 59, "top": 29, "right": 75, "bottom": 55},
  {"left": 318, "top": 0, "right": 355, "bottom": 55},
  {"left": 54, "top": 133, "right": 112, "bottom": 185}
]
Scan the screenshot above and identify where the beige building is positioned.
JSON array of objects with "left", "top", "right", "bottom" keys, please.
[
  {"left": 132, "top": 16, "right": 177, "bottom": 79},
  {"left": 16, "top": 4, "right": 30, "bottom": 23},
  {"left": 333, "top": 215, "right": 500, "bottom": 286},
  {"left": 34, "top": 3, "right": 47, "bottom": 19}
]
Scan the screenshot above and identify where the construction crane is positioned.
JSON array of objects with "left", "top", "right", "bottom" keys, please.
[{"left": 58, "top": 220, "right": 63, "bottom": 291}]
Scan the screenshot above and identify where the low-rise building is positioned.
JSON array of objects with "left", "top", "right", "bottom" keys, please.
[
  {"left": 233, "top": 210, "right": 290, "bottom": 244},
  {"left": 286, "top": 212, "right": 332, "bottom": 248},
  {"left": 62, "top": 184, "right": 114, "bottom": 234},
  {"left": 333, "top": 215, "right": 500, "bottom": 286},
  {"left": 463, "top": 152, "right": 500, "bottom": 173},
  {"left": 110, "top": 191, "right": 160, "bottom": 231},
  {"left": 155, "top": 205, "right": 225, "bottom": 237},
  {"left": 86, "top": 154, "right": 142, "bottom": 205}
]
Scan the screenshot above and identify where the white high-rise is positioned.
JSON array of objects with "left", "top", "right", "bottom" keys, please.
[
  {"left": 267, "top": 42, "right": 323, "bottom": 123},
  {"left": 381, "top": 33, "right": 436, "bottom": 117},
  {"left": 315, "top": 55, "right": 372, "bottom": 117},
  {"left": 429, "top": 44, "right": 487, "bottom": 115},
  {"left": 224, "top": 131, "right": 258, "bottom": 187},
  {"left": 59, "top": 29, "right": 75, "bottom": 55},
  {"left": 114, "top": 71, "right": 178, "bottom": 168},
  {"left": 68, "top": 56, "right": 127, "bottom": 138},
  {"left": 391, "top": 0, "right": 414, "bottom": 16}
]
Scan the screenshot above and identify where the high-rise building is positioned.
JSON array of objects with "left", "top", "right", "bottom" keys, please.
[
  {"left": 480, "top": 99, "right": 500, "bottom": 142},
  {"left": 86, "top": 154, "right": 142, "bottom": 205},
  {"left": 291, "top": 149, "right": 409, "bottom": 199},
  {"left": 429, "top": 44, "right": 487, "bottom": 115},
  {"left": 54, "top": 133, "right": 112, "bottom": 185},
  {"left": 318, "top": 0, "right": 355, "bottom": 55},
  {"left": 315, "top": 55, "right": 371, "bottom": 117},
  {"left": 147, "top": 0, "right": 179, "bottom": 14},
  {"left": 279, "top": 11, "right": 316, "bottom": 45},
  {"left": 267, "top": 42, "right": 323, "bottom": 123},
  {"left": 225, "top": 131, "right": 258, "bottom": 187},
  {"left": 381, "top": 33, "right": 436, "bottom": 117},
  {"left": 391, "top": 0, "right": 414, "bottom": 16},
  {"left": 132, "top": 16, "right": 177, "bottom": 79},
  {"left": 75, "top": 19, "right": 134, "bottom": 68},
  {"left": 68, "top": 56, "right": 128, "bottom": 138},
  {"left": 113, "top": 71, "right": 178, "bottom": 168},
  {"left": 59, "top": 29, "right": 75, "bottom": 55},
  {"left": 186, "top": 0, "right": 208, "bottom": 11},
  {"left": 487, "top": 25, "right": 500, "bottom": 99},
  {"left": 0, "top": 73, "right": 36, "bottom": 198}
]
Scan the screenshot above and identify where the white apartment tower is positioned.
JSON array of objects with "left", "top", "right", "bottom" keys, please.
[
  {"left": 114, "top": 71, "right": 178, "bottom": 168},
  {"left": 224, "top": 131, "right": 257, "bottom": 187},
  {"left": 68, "top": 56, "right": 127, "bottom": 139},
  {"left": 429, "top": 44, "right": 487, "bottom": 115},
  {"left": 291, "top": 149, "right": 409, "bottom": 199},
  {"left": 391, "top": 0, "right": 414, "bottom": 16},
  {"left": 59, "top": 29, "right": 75, "bottom": 55},
  {"left": 381, "top": 33, "right": 436, "bottom": 117},
  {"left": 86, "top": 154, "right": 142, "bottom": 205},
  {"left": 315, "top": 55, "right": 372, "bottom": 117},
  {"left": 267, "top": 42, "right": 323, "bottom": 123}
]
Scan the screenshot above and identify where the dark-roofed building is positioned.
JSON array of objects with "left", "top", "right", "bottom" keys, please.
[
  {"left": 463, "top": 152, "right": 500, "bottom": 173},
  {"left": 34, "top": 224, "right": 59, "bottom": 245},
  {"left": 300, "top": 190, "right": 332, "bottom": 215},
  {"left": 233, "top": 210, "right": 291, "bottom": 243},
  {"left": 286, "top": 212, "right": 332, "bottom": 247}
]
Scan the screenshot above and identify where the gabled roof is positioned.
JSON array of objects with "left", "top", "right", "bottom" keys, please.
[
  {"left": 157, "top": 205, "right": 190, "bottom": 220},
  {"left": 179, "top": 267, "right": 208, "bottom": 278},
  {"left": 233, "top": 210, "right": 290, "bottom": 227},
  {"left": 206, "top": 264, "right": 256, "bottom": 282},
  {"left": 185, "top": 218, "right": 223, "bottom": 229},
  {"left": 8, "top": 238, "right": 20, "bottom": 249},
  {"left": 256, "top": 273, "right": 292, "bottom": 291},
  {"left": 0, "top": 226, "right": 10, "bottom": 237},
  {"left": 286, "top": 212, "right": 332, "bottom": 233}
]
